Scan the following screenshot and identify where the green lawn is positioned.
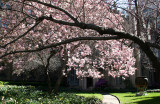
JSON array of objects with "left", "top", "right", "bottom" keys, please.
[
  {"left": 76, "top": 93, "right": 103, "bottom": 100},
  {"left": 111, "top": 92, "right": 160, "bottom": 104}
]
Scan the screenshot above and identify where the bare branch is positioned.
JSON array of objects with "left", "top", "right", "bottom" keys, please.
[{"left": 146, "top": 42, "right": 160, "bottom": 49}]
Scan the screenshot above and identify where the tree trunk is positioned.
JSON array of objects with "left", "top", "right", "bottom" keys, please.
[
  {"left": 44, "top": 52, "right": 55, "bottom": 94},
  {"left": 54, "top": 71, "right": 64, "bottom": 95},
  {"left": 54, "top": 45, "right": 68, "bottom": 94},
  {"left": 44, "top": 67, "right": 52, "bottom": 94}
]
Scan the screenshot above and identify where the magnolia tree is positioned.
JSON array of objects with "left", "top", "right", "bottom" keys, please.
[
  {"left": 0, "top": 0, "right": 136, "bottom": 78},
  {"left": 66, "top": 40, "right": 136, "bottom": 78}
]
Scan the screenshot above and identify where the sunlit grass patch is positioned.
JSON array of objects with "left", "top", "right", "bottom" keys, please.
[
  {"left": 111, "top": 92, "right": 160, "bottom": 104},
  {"left": 76, "top": 93, "right": 103, "bottom": 100}
]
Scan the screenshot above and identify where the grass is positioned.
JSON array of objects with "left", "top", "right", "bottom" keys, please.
[
  {"left": 4, "top": 81, "right": 160, "bottom": 104},
  {"left": 111, "top": 92, "right": 160, "bottom": 104},
  {"left": 76, "top": 93, "right": 103, "bottom": 100},
  {"left": 58, "top": 87, "right": 103, "bottom": 100}
]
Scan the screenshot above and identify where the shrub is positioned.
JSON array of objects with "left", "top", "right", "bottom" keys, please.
[{"left": 0, "top": 85, "right": 102, "bottom": 104}]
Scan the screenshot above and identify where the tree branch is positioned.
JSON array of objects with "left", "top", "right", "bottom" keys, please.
[
  {"left": 26, "top": 0, "right": 79, "bottom": 23},
  {"left": 0, "top": 36, "right": 121, "bottom": 58},
  {"left": 146, "top": 42, "right": 160, "bottom": 49},
  {"left": 0, "top": 17, "right": 28, "bottom": 41},
  {"left": 0, "top": 18, "right": 43, "bottom": 48}
]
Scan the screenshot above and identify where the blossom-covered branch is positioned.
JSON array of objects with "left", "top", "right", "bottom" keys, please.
[{"left": 0, "top": 36, "right": 121, "bottom": 58}]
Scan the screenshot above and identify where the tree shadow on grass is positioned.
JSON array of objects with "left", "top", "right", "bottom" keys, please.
[
  {"left": 124, "top": 95, "right": 136, "bottom": 97},
  {"left": 131, "top": 96, "right": 160, "bottom": 104}
]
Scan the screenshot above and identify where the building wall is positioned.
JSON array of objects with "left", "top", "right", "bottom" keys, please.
[{"left": 79, "top": 77, "right": 98, "bottom": 90}]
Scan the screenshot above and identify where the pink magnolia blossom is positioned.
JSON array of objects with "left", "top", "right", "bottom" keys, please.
[{"left": 0, "top": 0, "right": 136, "bottom": 79}]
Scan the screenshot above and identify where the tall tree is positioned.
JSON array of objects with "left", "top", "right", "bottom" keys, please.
[{"left": 0, "top": 0, "right": 136, "bottom": 75}]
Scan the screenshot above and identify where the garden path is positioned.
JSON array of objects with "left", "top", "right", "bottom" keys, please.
[{"left": 102, "top": 94, "right": 120, "bottom": 104}]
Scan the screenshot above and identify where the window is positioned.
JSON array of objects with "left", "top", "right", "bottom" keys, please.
[{"left": 67, "top": 68, "right": 79, "bottom": 86}]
